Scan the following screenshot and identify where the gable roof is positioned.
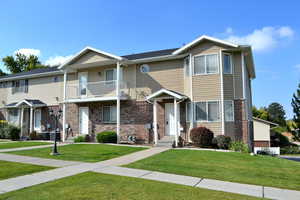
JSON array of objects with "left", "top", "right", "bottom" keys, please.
[
  {"left": 146, "top": 88, "right": 187, "bottom": 101},
  {"left": 122, "top": 48, "right": 178, "bottom": 60},
  {"left": 253, "top": 117, "right": 278, "bottom": 126},
  {"left": 172, "top": 35, "right": 239, "bottom": 55},
  {"left": 59, "top": 46, "right": 124, "bottom": 69},
  {"left": 6, "top": 99, "right": 46, "bottom": 108},
  {"left": 0, "top": 66, "right": 61, "bottom": 81}
]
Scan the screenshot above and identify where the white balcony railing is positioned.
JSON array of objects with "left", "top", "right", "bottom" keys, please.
[{"left": 66, "top": 80, "right": 128, "bottom": 100}]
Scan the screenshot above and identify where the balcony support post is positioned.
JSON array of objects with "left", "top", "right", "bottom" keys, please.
[
  {"left": 62, "top": 71, "right": 67, "bottom": 142},
  {"left": 116, "top": 62, "right": 121, "bottom": 143}
]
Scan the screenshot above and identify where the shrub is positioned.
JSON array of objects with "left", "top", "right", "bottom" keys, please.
[
  {"left": 96, "top": 131, "right": 117, "bottom": 143},
  {"left": 74, "top": 136, "right": 85, "bottom": 143},
  {"left": 229, "top": 141, "right": 249, "bottom": 153},
  {"left": 280, "top": 146, "right": 300, "bottom": 154},
  {"left": 212, "top": 135, "right": 231, "bottom": 149},
  {"left": 190, "top": 127, "right": 214, "bottom": 147},
  {"left": 0, "top": 123, "right": 20, "bottom": 140},
  {"left": 270, "top": 130, "right": 290, "bottom": 147}
]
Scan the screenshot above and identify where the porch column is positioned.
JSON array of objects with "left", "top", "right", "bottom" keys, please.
[
  {"left": 174, "top": 99, "right": 178, "bottom": 147},
  {"left": 62, "top": 71, "right": 67, "bottom": 142},
  {"left": 20, "top": 107, "right": 24, "bottom": 137},
  {"left": 29, "top": 107, "right": 33, "bottom": 133},
  {"left": 153, "top": 99, "right": 158, "bottom": 145},
  {"left": 116, "top": 61, "right": 121, "bottom": 143}
]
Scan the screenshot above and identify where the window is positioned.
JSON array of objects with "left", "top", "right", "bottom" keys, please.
[
  {"left": 12, "top": 80, "right": 28, "bottom": 94},
  {"left": 224, "top": 100, "right": 234, "bottom": 121},
  {"left": 78, "top": 72, "right": 88, "bottom": 96},
  {"left": 195, "top": 101, "right": 220, "bottom": 122},
  {"left": 103, "top": 105, "right": 116, "bottom": 123},
  {"left": 184, "top": 57, "right": 190, "bottom": 76},
  {"left": 194, "top": 54, "right": 219, "bottom": 75},
  {"left": 8, "top": 109, "right": 19, "bottom": 125},
  {"left": 223, "top": 54, "right": 232, "bottom": 74},
  {"left": 34, "top": 109, "right": 41, "bottom": 131},
  {"left": 106, "top": 69, "right": 116, "bottom": 81}
]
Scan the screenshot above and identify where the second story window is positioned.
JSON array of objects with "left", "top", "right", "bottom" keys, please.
[
  {"left": 223, "top": 53, "right": 233, "bottom": 74},
  {"left": 106, "top": 69, "right": 116, "bottom": 82},
  {"left": 12, "top": 79, "right": 28, "bottom": 94},
  {"left": 184, "top": 57, "right": 190, "bottom": 76},
  {"left": 194, "top": 54, "right": 219, "bottom": 75}
]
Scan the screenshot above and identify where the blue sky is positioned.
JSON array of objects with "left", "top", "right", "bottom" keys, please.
[{"left": 0, "top": 0, "right": 299, "bottom": 118}]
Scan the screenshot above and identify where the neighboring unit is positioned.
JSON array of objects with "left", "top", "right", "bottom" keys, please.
[
  {"left": 0, "top": 35, "right": 255, "bottom": 147},
  {"left": 253, "top": 117, "right": 278, "bottom": 147}
]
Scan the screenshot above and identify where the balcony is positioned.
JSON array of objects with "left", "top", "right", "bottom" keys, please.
[{"left": 65, "top": 80, "right": 128, "bottom": 102}]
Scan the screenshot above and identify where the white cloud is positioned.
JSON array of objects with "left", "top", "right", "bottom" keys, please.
[
  {"left": 45, "top": 55, "right": 73, "bottom": 66},
  {"left": 224, "top": 26, "right": 294, "bottom": 52},
  {"left": 14, "top": 48, "right": 41, "bottom": 57}
]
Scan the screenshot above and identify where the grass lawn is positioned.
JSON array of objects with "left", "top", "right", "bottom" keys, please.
[
  {"left": 125, "top": 149, "right": 300, "bottom": 191},
  {"left": 0, "top": 160, "right": 54, "bottom": 180},
  {"left": 7, "top": 144, "right": 147, "bottom": 162},
  {"left": 0, "top": 141, "right": 51, "bottom": 149},
  {"left": 0, "top": 172, "right": 262, "bottom": 200}
]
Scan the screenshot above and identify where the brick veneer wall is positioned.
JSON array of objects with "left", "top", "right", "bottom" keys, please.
[
  {"left": 254, "top": 140, "right": 270, "bottom": 147},
  {"left": 41, "top": 105, "right": 62, "bottom": 132},
  {"left": 233, "top": 99, "right": 253, "bottom": 147},
  {"left": 65, "top": 100, "right": 188, "bottom": 144}
]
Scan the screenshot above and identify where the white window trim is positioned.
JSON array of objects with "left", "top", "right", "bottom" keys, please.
[
  {"left": 193, "top": 53, "right": 219, "bottom": 76},
  {"left": 195, "top": 100, "right": 221, "bottom": 123},
  {"left": 102, "top": 105, "right": 117, "bottom": 123},
  {"left": 224, "top": 100, "right": 235, "bottom": 122},
  {"left": 223, "top": 53, "right": 233, "bottom": 74},
  {"left": 78, "top": 72, "right": 88, "bottom": 97}
]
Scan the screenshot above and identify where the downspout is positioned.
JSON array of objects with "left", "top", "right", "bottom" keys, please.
[{"left": 219, "top": 50, "right": 225, "bottom": 135}]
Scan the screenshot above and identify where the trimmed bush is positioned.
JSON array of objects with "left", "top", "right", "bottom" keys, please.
[
  {"left": 74, "top": 136, "right": 85, "bottom": 143},
  {"left": 229, "top": 141, "right": 249, "bottom": 153},
  {"left": 212, "top": 135, "right": 231, "bottom": 149},
  {"left": 0, "top": 122, "right": 20, "bottom": 140},
  {"left": 190, "top": 126, "right": 214, "bottom": 147},
  {"left": 96, "top": 131, "right": 117, "bottom": 143},
  {"left": 280, "top": 146, "right": 300, "bottom": 154}
]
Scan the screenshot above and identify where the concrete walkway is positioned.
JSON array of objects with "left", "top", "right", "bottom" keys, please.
[
  {"left": 0, "top": 143, "right": 67, "bottom": 153},
  {"left": 0, "top": 153, "right": 84, "bottom": 167},
  {"left": 0, "top": 146, "right": 300, "bottom": 200}
]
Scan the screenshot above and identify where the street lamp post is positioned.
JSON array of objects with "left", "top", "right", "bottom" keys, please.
[{"left": 49, "top": 108, "right": 62, "bottom": 156}]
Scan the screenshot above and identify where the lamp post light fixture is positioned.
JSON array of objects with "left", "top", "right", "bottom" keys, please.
[{"left": 49, "top": 108, "right": 63, "bottom": 156}]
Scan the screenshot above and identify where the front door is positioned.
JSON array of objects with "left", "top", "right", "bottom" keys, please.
[
  {"left": 79, "top": 107, "right": 89, "bottom": 135},
  {"left": 165, "top": 103, "right": 179, "bottom": 136}
]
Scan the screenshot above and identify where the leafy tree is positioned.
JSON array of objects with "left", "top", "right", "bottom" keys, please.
[
  {"left": 291, "top": 83, "right": 300, "bottom": 141},
  {"left": 267, "top": 102, "right": 286, "bottom": 126},
  {"left": 2, "top": 53, "right": 46, "bottom": 74},
  {"left": 252, "top": 106, "right": 269, "bottom": 120},
  {"left": 0, "top": 69, "right": 7, "bottom": 76}
]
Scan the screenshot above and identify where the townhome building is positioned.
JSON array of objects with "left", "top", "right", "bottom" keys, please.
[{"left": 0, "top": 35, "right": 255, "bottom": 147}]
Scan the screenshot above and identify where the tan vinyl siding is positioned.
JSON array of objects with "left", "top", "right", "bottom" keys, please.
[
  {"left": 135, "top": 59, "right": 184, "bottom": 100},
  {"left": 188, "top": 41, "right": 226, "bottom": 56},
  {"left": 196, "top": 122, "right": 222, "bottom": 136},
  {"left": 192, "top": 74, "right": 221, "bottom": 101},
  {"left": 223, "top": 74, "right": 234, "bottom": 100},
  {"left": 0, "top": 85, "right": 8, "bottom": 108},
  {"left": 71, "top": 51, "right": 112, "bottom": 65},
  {"left": 233, "top": 52, "right": 243, "bottom": 99},
  {"left": 6, "top": 75, "right": 63, "bottom": 105}
]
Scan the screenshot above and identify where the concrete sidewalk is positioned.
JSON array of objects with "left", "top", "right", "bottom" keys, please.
[
  {"left": 92, "top": 165, "right": 300, "bottom": 200},
  {"left": 0, "top": 143, "right": 67, "bottom": 153}
]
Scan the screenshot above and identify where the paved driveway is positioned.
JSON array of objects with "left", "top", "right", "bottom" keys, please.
[{"left": 280, "top": 155, "right": 300, "bottom": 162}]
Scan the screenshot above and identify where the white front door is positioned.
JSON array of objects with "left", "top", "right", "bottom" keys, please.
[
  {"left": 79, "top": 107, "right": 89, "bottom": 135},
  {"left": 165, "top": 103, "right": 179, "bottom": 136},
  {"left": 78, "top": 72, "right": 88, "bottom": 97}
]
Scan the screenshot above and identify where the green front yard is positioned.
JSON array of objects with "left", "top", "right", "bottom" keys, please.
[
  {"left": 0, "top": 141, "right": 51, "bottom": 149},
  {"left": 126, "top": 149, "right": 300, "bottom": 191},
  {"left": 7, "top": 144, "right": 147, "bottom": 162},
  {"left": 0, "top": 172, "right": 262, "bottom": 200},
  {"left": 0, "top": 160, "right": 54, "bottom": 180}
]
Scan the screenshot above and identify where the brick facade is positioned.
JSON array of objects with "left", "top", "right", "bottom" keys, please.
[
  {"left": 254, "top": 140, "right": 270, "bottom": 147},
  {"left": 64, "top": 100, "right": 188, "bottom": 144},
  {"left": 233, "top": 99, "right": 253, "bottom": 147}
]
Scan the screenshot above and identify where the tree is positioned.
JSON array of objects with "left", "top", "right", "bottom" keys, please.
[
  {"left": 252, "top": 106, "right": 269, "bottom": 120},
  {"left": 2, "top": 53, "right": 46, "bottom": 74},
  {"left": 0, "top": 69, "right": 7, "bottom": 76},
  {"left": 291, "top": 83, "right": 300, "bottom": 141},
  {"left": 267, "top": 102, "right": 286, "bottom": 126}
]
